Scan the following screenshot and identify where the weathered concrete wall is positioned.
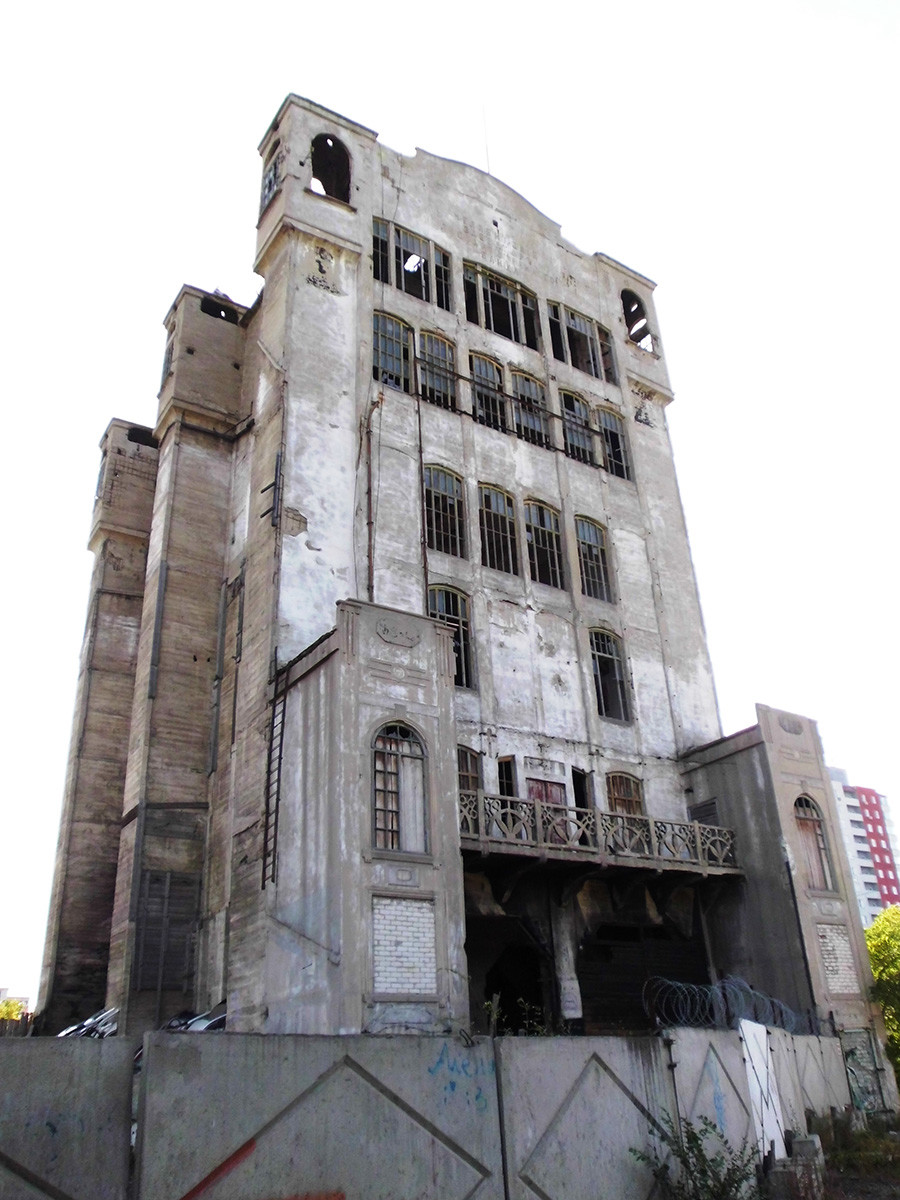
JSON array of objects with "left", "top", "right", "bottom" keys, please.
[{"left": 0, "top": 1038, "right": 135, "bottom": 1200}]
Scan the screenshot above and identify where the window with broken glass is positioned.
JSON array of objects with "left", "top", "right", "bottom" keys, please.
[
  {"left": 524, "top": 502, "right": 563, "bottom": 588},
  {"left": 598, "top": 409, "right": 631, "bottom": 479},
  {"left": 424, "top": 466, "right": 466, "bottom": 557},
  {"left": 511, "top": 373, "right": 550, "bottom": 447},
  {"left": 576, "top": 518, "right": 613, "bottom": 602},
  {"left": 419, "top": 333, "right": 456, "bottom": 410},
  {"left": 589, "top": 630, "right": 630, "bottom": 722},
  {"left": 470, "top": 354, "right": 507, "bottom": 431},
  {"left": 464, "top": 263, "right": 540, "bottom": 349},
  {"left": 373, "top": 724, "right": 427, "bottom": 853},
  {"left": 561, "top": 392, "right": 594, "bottom": 464},
  {"left": 548, "top": 303, "right": 616, "bottom": 382},
  {"left": 428, "top": 586, "right": 473, "bottom": 688},
  {"left": 372, "top": 313, "right": 412, "bottom": 392},
  {"left": 479, "top": 485, "right": 519, "bottom": 575},
  {"left": 372, "top": 219, "right": 451, "bottom": 310}
]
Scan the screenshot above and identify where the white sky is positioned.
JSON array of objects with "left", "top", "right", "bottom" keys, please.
[{"left": 2, "top": 0, "right": 897, "bottom": 1005}]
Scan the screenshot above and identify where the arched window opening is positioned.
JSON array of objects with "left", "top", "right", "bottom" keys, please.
[
  {"left": 621, "top": 289, "right": 654, "bottom": 351},
  {"left": 428, "top": 587, "right": 473, "bottom": 688},
  {"left": 373, "top": 724, "right": 427, "bottom": 853},
  {"left": 310, "top": 133, "right": 351, "bottom": 203},
  {"left": 607, "top": 773, "right": 643, "bottom": 816},
  {"left": 795, "top": 796, "right": 835, "bottom": 891},
  {"left": 589, "top": 630, "right": 630, "bottom": 722}
]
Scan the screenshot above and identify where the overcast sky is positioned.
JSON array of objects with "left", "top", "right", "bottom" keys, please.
[{"left": 2, "top": 0, "right": 897, "bottom": 1005}]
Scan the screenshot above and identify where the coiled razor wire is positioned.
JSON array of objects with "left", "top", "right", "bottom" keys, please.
[{"left": 642, "top": 976, "right": 826, "bottom": 1036}]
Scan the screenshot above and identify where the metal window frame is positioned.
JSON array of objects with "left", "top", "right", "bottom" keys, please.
[
  {"left": 470, "top": 354, "right": 507, "bottom": 432},
  {"left": 373, "top": 312, "right": 413, "bottom": 392},
  {"left": 562, "top": 391, "right": 594, "bottom": 464},
  {"left": 575, "top": 517, "right": 612, "bottom": 602},
  {"left": 599, "top": 408, "right": 631, "bottom": 479},
  {"left": 419, "top": 332, "right": 457, "bottom": 410},
  {"left": 428, "top": 586, "right": 473, "bottom": 688},
  {"left": 423, "top": 465, "right": 466, "bottom": 557},
  {"left": 479, "top": 484, "right": 519, "bottom": 575},
  {"left": 511, "top": 372, "right": 550, "bottom": 447},
  {"left": 524, "top": 500, "right": 563, "bottom": 588},
  {"left": 372, "top": 723, "right": 428, "bottom": 853},
  {"left": 589, "top": 629, "right": 630, "bottom": 722}
]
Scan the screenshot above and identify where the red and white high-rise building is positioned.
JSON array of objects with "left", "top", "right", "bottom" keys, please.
[{"left": 831, "top": 769, "right": 899, "bottom": 927}]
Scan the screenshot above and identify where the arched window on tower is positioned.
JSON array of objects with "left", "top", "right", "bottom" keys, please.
[
  {"left": 794, "top": 795, "right": 835, "bottom": 891},
  {"left": 621, "top": 289, "right": 654, "bottom": 352},
  {"left": 373, "top": 724, "right": 427, "bottom": 853},
  {"left": 310, "top": 133, "right": 351, "bottom": 202}
]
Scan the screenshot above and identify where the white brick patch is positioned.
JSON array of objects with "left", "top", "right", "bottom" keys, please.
[
  {"left": 816, "top": 923, "right": 861, "bottom": 995},
  {"left": 372, "top": 896, "right": 437, "bottom": 995}
]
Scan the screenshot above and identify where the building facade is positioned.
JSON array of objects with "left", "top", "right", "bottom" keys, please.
[
  {"left": 37, "top": 98, "right": 893, "bottom": 1097},
  {"left": 830, "top": 770, "right": 899, "bottom": 928}
]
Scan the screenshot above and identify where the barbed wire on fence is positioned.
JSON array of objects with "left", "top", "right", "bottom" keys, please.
[{"left": 642, "top": 975, "right": 825, "bottom": 1036}]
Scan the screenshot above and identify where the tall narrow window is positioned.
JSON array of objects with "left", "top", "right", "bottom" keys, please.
[
  {"left": 420, "top": 333, "right": 456, "bottom": 410},
  {"left": 395, "top": 226, "right": 431, "bottom": 302},
  {"left": 498, "top": 757, "right": 517, "bottom": 798},
  {"left": 599, "top": 409, "right": 631, "bottom": 479},
  {"left": 511, "top": 374, "right": 550, "bottom": 447},
  {"left": 607, "top": 773, "right": 643, "bottom": 816},
  {"left": 372, "top": 218, "right": 390, "bottom": 282},
  {"left": 424, "top": 467, "right": 465, "bottom": 557},
  {"left": 548, "top": 303, "right": 566, "bottom": 362},
  {"left": 562, "top": 392, "right": 594, "bottom": 464},
  {"left": 590, "top": 630, "right": 629, "bottom": 722},
  {"left": 372, "top": 314, "right": 412, "bottom": 392},
  {"left": 471, "top": 355, "right": 506, "bottom": 431},
  {"left": 479, "top": 485, "right": 518, "bottom": 575},
  {"left": 428, "top": 587, "right": 473, "bottom": 688},
  {"left": 524, "top": 502, "right": 563, "bottom": 588},
  {"left": 576, "top": 518, "right": 612, "bottom": 602},
  {"left": 565, "top": 308, "right": 601, "bottom": 377},
  {"left": 458, "top": 746, "right": 481, "bottom": 794},
  {"left": 795, "top": 796, "right": 835, "bottom": 891},
  {"left": 373, "top": 724, "right": 427, "bottom": 853}
]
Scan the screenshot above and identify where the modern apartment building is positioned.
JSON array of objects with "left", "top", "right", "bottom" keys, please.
[{"left": 831, "top": 770, "right": 899, "bottom": 928}]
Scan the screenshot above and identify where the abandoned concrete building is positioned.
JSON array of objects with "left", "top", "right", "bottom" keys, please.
[{"left": 36, "top": 96, "right": 894, "bottom": 1096}]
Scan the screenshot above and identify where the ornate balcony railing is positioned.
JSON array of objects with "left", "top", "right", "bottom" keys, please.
[{"left": 459, "top": 791, "right": 738, "bottom": 872}]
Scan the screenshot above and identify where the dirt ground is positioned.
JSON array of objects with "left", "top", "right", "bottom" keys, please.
[{"left": 825, "top": 1169, "right": 900, "bottom": 1198}]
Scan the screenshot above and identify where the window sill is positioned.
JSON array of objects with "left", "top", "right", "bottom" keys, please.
[{"left": 367, "top": 849, "right": 434, "bottom": 866}]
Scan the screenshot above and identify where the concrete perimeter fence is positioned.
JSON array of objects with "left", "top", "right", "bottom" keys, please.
[{"left": 0, "top": 1024, "right": 853, "bottom": 1200}]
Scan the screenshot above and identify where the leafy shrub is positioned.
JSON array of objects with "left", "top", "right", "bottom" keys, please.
[{"left": 631, "top": 1112, "right": 761, "bottom": 1200}]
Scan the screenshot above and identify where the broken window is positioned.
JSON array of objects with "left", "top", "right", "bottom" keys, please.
[
  {"left": 373, "top": 724, "right": 427, "bottom": 853},
  {"left": 310, "top": 133, "right": 351, "bottom": 203},
  {"left": 511, "top": 374, "right": 550, "bottom": 447},
  {"left": 458, "top": 746, "right": 481, "bottom": 794},
  {"left": 621, "top": 289, "right": 654, "bottom": 352},
  {"left": 424, "top": 466, "right": 466, "bottom": 557},
  {"left": 562, "top": 392, "right": 594, "bottom": 464},
  {"left": 479, "top": 485, "right": 519, "bottom": 575},
  {"left": 200, "top": 295, "right": 240, "bottom": 324},
  {"left": 428, "top": 586, "right": 473, "bottom": 688},
  {"left": 524, "top": 501, "right": 563, "bottom": 588},
  {"left": 590, "top": 630, "right": 630, "bottom": 722},
  {"left": 419, "top": 333, "right": 456, "bottom": 410},
  {"left": 795, "top": 796, "right": 835, "bottom": 891},
  {"left": 497, "top": 757, "right": 517, "bottom": 798},
  {"left": 607, "top": 773, "right": 643, "bottom": 816},
  {"left": 572, "top": 768, "right": 592, "bottom": 809},
  {"left": 371, "top": 219, "right": 451, "bottom": 310},
  {"left": 576, "top": 518, "right": 612, "bottom": 602},
  {"left": 372, "top": 313, "right": 412, "bottom": 392},
  {"left": 598, "top": 409, "right": 631, "bottom": 479},
  {"left": 470, "top": 354, "right": 507, "bottom": 431},
  {"left": 548, "top": 303, "right": 616, "bottom": 382},
  {"left": 463, "top": 263, "right": 540, "bottom": 349}
]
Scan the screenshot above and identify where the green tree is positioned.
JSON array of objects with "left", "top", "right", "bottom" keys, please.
[
  {"left": 0, "top": 998, "right": 25, "bottom": 1020},
  {"left": 865, "top": 905, "right": 900, "bottom": 1077}
]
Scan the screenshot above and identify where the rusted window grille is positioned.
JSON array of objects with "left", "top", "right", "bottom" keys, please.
[
  {"left": 511, "top": 374, "right": 550, "bottom": 447},
  {"left": 525, "top": 502, "right": 563, "bottom": 588},
  {"left": 372, "top": 313, "right": 412, "bottom": 392},
  {"left": 424, "top": 466, "right": 465, "bottom": 557},
  {"left": 419, "top": 333, "right": 456, "bottom": 410},
  {"left": 795, "top": 796, "right": 835, "bottom": 891},
  {"left": 133, "top": 870, "right": 201, "bottom": 992},
  {"left": 576, "top": 518, "right": 612, "bottom": 602},
  {"left": 463, "top": 263, "right": 539, "bottom": 350},
  {"left": 607, "top": 772, "right": 643, "bottom": 816},
  {"left": 599, "top": 409, "right": 631, "bottom": 479},
  {"left": 372, "top": 219, "right": 451, "bottom": 311},
  {"left": 470, "top": 355, "right": 506, "bottom": 431},
  {"left": 373, "top": 724, "right": 427, "bottom": 853},
  {"left": 262, "top": 686, "right": 286, "bottom": 885},
  {"left": 590, "top": 629, "right": 630, "bottom": 721},
  {"left": 458, "top": 745, "right": 481, "bottom": 793},
  {"left": 562, "top": 392, "right": 594, "bottom": 464},
  {"left": 428, "top": 586, "right": 473, "bottom": 688},
  {"left": 479, "top": 485, "right": 518, "bottom": 575}
]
